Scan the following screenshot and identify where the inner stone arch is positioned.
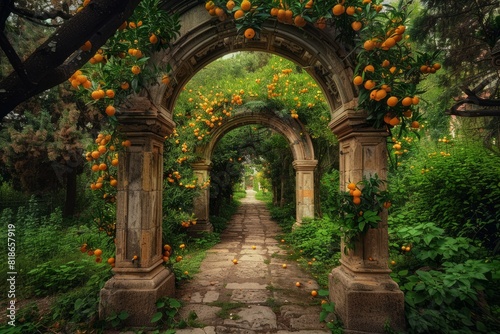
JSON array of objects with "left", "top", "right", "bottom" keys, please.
[{"left": 191, "top": 109, "right": 317, "bottom": 234}]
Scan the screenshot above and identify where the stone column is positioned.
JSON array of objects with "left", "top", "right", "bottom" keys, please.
[
  {"left": 293, "top": 159, "right": 318, "bottom": 224},
  {"left": 328, "top": 109, "right": 405, "bottom": 333},
  {"left": 99, "top": 111, "right": 176, "bottom": 327},
  {"left": 190, "top": 160, "right": 213, "bottom": 236}
]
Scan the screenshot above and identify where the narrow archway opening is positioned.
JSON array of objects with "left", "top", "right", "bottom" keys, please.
[{"left": 167, "top": 51, "right": 337, "bottom": 234}]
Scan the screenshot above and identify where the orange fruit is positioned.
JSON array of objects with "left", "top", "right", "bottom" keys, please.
[
  {"left": 131, "top": 65, "right": 141, "bottom": 75},
  {"left": 282, "top": 263, "right": 287, "bottom": 269},
  {"left": 80, "top": 40, "right": 92, "bottom": 51},
  {"left": 105, "top": 105, "right": 116, "bottom": 116},
  {"left": 277, "top": 9, "right": 286, "bottom": 22},
  {"left": 412, "top": 96, "right": 420, "bottom": 105},
  {"left": 244, "top": 27, "right": 256, "bottom": 39},
  {"left": 403, "top": 110, "right": 412, "bottom": 118},
  {"left": 305, "top": 0, "right": 313, "bottom": 8},
  {"left": 120, "top": 81, "right": 130, "bottom": 90},
  {"left": 389, "top": 117, "right": 401, "bottom": 126},
  {"left": 111, "top": 158, "right": 119, "bottom": 166},
  {"left": 91, "top": 90, "right": 102, "bottom": 100},
  {"left": 94, "top": 249, "right": 103, "bottom": 257},
  {"left": 353, "top": 76, "right": 363, "bottom": 86},
  {"left": 99, "top": 163, "right": 107, "bottom": 171},
  {"left": 241, "top": 0, "right": 251, "bottom": 11},
  {"left": 401, "top": 97, "right": 413, "bottom": 106},
  {"left": 122, "top": 140, "right": 132, "bottom": 147},
  {"left": 363, "top": 80, "right": 376, "bottom": 90},
  {"left": 107, "top": 257, "right": 115, "bottom": 264},
  {"left": 232, "top": 258, "right": 238, "bottom": 264},
  {"left": 270, "top": 7, "right": 279, "bottom": 16},
  {"left": 387, "top": 96, "right": 399, "bottom": 107},
  {"left": 234, "top": 9, "right": 245, "bottom": 19},
  {"left": 383, "top": 201, "right": 392, "bottom": 209},
  {"left": 384, "top": 37, "right": 396, "bottom": 48},
  {"left": 347, "top": 182, "right": 357, "bottom": 190},
  {"left": 149, "top": 34, "right": 158, "bottom": 44},
  {"left": 311, "top": 290, "right": 318, "bottom": 297},
  {"left": 294, "top": 15, "right": 307, "bottom": 27},
  {"left": 91, "top": 150, "right": 100, "bottom": 159},
  {"left": 352, "top": 197, "right": 361, "bottom": 205},
  {"left": 162, "top": 75, "right": 170, "bottom": 85},
  {"left": 351, "top": 21, "right": 362, "bottom": 31},
  {"left": 215, "top": 7, "right": 225, "bottom": 17},
  {"left": 375, "top": 89, "right": 387, "bottom": 101},
  {"left": 363, "top": 39, "right": 376, "bottom": 51},
  {"left": 352, "top": 189, "right": 361, "bottom": 197},
  {"left": 91, "top": 164, "right": 99, "bottom": 172},
  {"left": 433, "top": 63, "right": 441, "bottom": 70},
  {"left": 226, "top": 0, "right": 235, "bottom": 10},
  {"left": 364, "top": 64, "right": 375, "bottom": 72},
  {"left": 315, "top": 18, "right": 326, "bottom": 29},
  {"left": 295, "top": 282, "right": 301, "bottom": 287},
  {"left": 381, "top": 59, "right": 390, "bottom": 67},
  {"left": 346, "top": 6, "right": 356, "bottom": 15},
  {"left": 332, "top": 4, "right": 345, "bottom": 16},
  {"left": 106, "top": 89, "right": 115, "bottom": 98},
  {"left": 98, "top": 145, "right": 106, "bottom": 153},
  {"left": 110, "top": 179, "right": 118, "bottom": 187},
  {"left": 411, "top": 121, "right": 420, "bottom": 129},
  {"left": 205, "top": 1, "right": 215, "bottom": 10}
]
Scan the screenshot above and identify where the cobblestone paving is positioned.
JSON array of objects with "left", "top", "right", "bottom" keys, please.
[{"left": 174, "top": 190, "right": 331, "bottom": 334}]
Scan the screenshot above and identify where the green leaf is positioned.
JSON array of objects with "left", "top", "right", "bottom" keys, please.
[
  {"left": 150, "top": 312, "right": 163, "bottom": 323},
  {"left": 169, "top": 298, "right": 182, "bottom": 308}
]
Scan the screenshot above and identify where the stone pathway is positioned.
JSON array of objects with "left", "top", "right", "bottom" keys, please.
[{"left": 174, "top": 190, "right": 331, "bottom": 334}]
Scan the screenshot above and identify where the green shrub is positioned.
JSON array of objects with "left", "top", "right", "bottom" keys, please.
[
  {"left": 288, "top": 217, "right": 341, "bottom": 262},
  {"left": 393, "top": 141, "right": 500, "bottom": 252},
  {"left": 390, "top": 222, "right": 500, "bottom": 333},
  {"left": 26, "top": 260, "right": 97, "bottom": 296}
]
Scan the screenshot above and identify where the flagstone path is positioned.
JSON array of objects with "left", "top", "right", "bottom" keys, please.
[{"left": 174, "top": 189, "right": 332, "bottom": 334}]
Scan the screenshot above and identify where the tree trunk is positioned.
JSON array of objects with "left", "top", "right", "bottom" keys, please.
[{"left": 63, "top": 167, "right": 77, "bottom": 217}]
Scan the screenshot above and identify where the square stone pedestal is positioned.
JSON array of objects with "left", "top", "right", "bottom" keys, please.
[
  {"left": 99, "top": 264, "right": 175, "bottom": 327},
  {"left": 329, "top": 266, "right": 405, "bottom": 333}
]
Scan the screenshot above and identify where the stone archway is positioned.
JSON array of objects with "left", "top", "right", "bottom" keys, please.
[
  {"left": 100, "top": 3, "right": 405, "bottom": 332},
  {"left": 190, "top": 109, "right": 317, "bottom": 235}
]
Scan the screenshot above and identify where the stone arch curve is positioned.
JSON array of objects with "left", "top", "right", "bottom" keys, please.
[
  {"left": 191, "top": 109, "right": 317, "bottom": 233},
  {"left": 148, "top": 3, "right": 357, "bottom": 121}
]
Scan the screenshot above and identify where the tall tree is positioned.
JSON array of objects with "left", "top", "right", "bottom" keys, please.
[
  {"left": 0, "top": 0, "right": 142, "bottom": 119},
  {"left": 410, "top": 0, "right": 500, "bottom": 148}
]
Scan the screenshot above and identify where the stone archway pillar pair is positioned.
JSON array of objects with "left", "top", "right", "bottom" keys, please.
[
  {"left": 328, "top": 107, "right": 405, "bottom": 333},
  {"left": 99, "top": 111, "right": 176, "bottom": 327}
]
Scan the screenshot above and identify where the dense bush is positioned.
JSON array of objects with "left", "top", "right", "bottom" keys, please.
[
  {"left": 391, "top": 140, "right": 500, "bottom": 252},
  {"left": 388, "top": 139, "right": 500, "bottom": 333},
  {"left": 390, "top": 222, "right": 500, "bottom": 333}
]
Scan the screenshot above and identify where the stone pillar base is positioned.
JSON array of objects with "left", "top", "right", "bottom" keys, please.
[
  {"left": 99, "top": 264, "right": 175, "bottom": 327},
  {"left": 329, "top": 266, "right": 405, "bottom": 333},
  {"left": 187, "top": 219, "right": 214, "bottom": 237}
]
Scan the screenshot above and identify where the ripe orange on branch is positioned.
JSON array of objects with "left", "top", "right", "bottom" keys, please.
[{"left": 244, "top": 27, "right": 256, "bottom": 39}]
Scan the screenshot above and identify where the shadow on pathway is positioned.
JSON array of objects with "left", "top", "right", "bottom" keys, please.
[{"left": 175, "top": 190, "right": 331, "bottom": 334}]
